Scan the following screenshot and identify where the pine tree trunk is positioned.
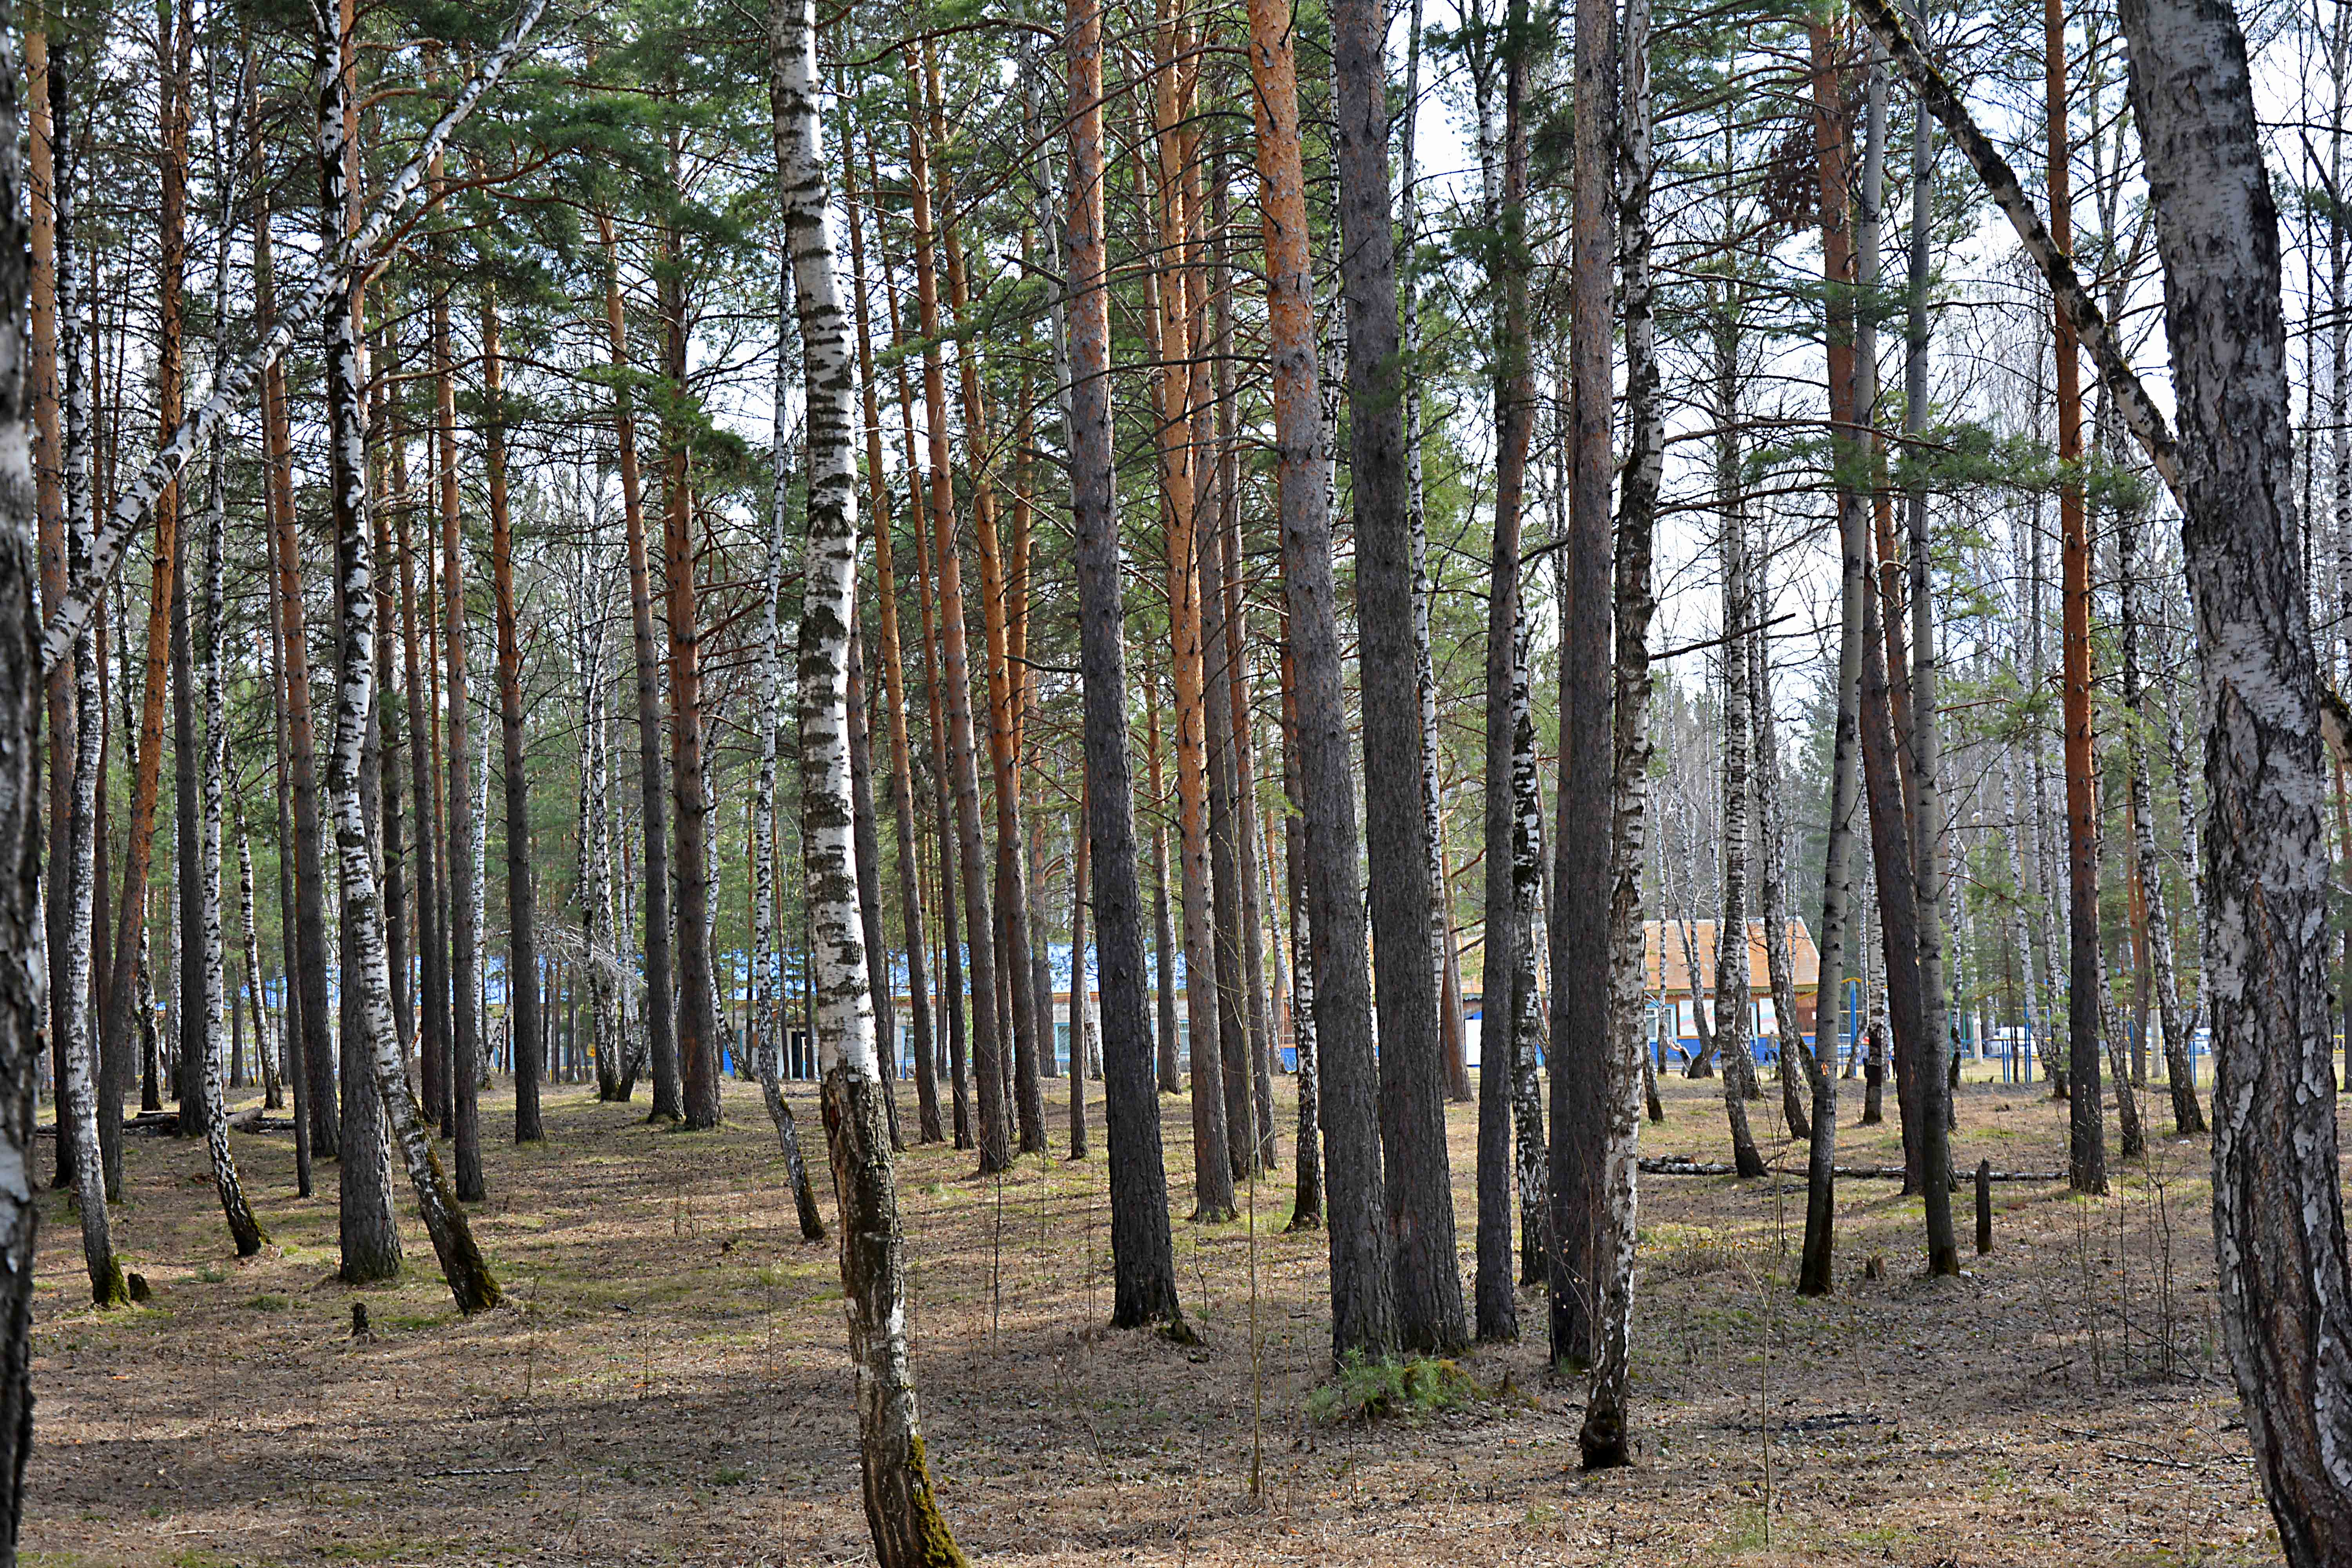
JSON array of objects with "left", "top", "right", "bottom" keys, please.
[
  {"left": 1201, "top": 316, "right": 1258, "bottom": 1184},
  {"left": 1142, "top": 11, "right": 1231, "bottom": 1216},
  {"left": 1550, "top": 0, "right": 1618, "bottom": 1370},
  {"left": 2049, "top": 0, "right": 2105, "bottom": 1195},
  {"left": 481, "top": 285, "right": 539, "bottom": 1144},
  {"left": 1859, "top": 529, "right": 1932, "bottom": 1194},
  {"left": 927, "top": 98, "right": 1043, "bottom": 1157},
  {"left": 769, "top": 15, "right": 968, "bottom": 1556},
  {"left": 100, "top": 31, "right": 192, "bottom": 1187},
  {"left": 433, "top": 197, "right": 485, "bottom": 1194},
  {"left": 1250, "top": 0, "right": 1397, "bottom": 1357},
  {"left": 1476, "top": 8, "right": 1536, "bottom": 1344},
  {"left": 1225, "top": 529, "right": 1278, "bottom": 1170},
  {"left": 903, "top": 66, "right": 1004, "bottom": 1173},
  {"left": 654, "top": 228, "right": 721, "bottom": 1132},
  {"left": 1066, "top": 3, "right": 1183, "bottom": 1323},
  {"left": 1902, "top": 52, "right": 1958, "bottom": 1273},
  {"left": 1800, "top": 20, "right": 1869, "bottom": 1296},
  {"left": 593, "top": 204, "right": 676, "bottom": 1122},
  {"left": 394, "top": 383, "right": 448, "bottom": 1123},
  {"left": 1332, "top": 0, "right": 1463, "bottom": 1356},
  {"left": 1146, "top": 679, "right": 1181, "bottom": 1095},
  {"left": 163, "top": 0, "right": 202, "bottom": 1135},
  {"left": 903, "top": 397, "right": 972, "bottom": 1148},
  {"left": 260, "top": 221, "right": 312, "bottom": 1187},
  {"left": 1276, "top": 629, "right": 1324, "bottom": 1232},
  {"left": 842, "top": 144, "right": 942, "bottom": 1146}
]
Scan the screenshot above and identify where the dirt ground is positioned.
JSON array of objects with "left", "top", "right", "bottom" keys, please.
[{"left": 20, "top": 1059, "right": 2312, "bottom": 1567}]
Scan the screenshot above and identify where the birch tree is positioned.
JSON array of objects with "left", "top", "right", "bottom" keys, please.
[
  {"left": 755, "top": 351, "right": 826, "bottom": 1244},
  {"left": 314, "top": 0, "right": 498, "bottom": 1314},
  {"left": 2113, "top": 0, "right": 2352, "bottom": 1551},
  {"left": 769, "top": 11, "right": 965, "bottom": 1559}
]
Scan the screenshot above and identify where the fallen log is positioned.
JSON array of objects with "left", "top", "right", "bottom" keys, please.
[{"left": 34, "top": 1108, "right": 298, "bottom": 1137}]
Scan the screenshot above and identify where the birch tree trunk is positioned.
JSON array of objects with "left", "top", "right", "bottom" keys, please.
[
  {"left": 238, "top": 824, "right": 278, "bottom": 1111},
  {"left": 314, "top": 0, "right": 497, "bottom": 1314},
  {"left": 2120, "top": 500, "right": 2204, "bottom": 1133},
  {"left": 319, "top": 0, "right": 405, "bottom": 1289},
  {"left": 1712, "top": 400, "right": 1764, "bottom": 1179},
  {"left": 53, "top": 66, "right": 126, "bottom": 1301},
  {"left": 753, "top": 352, "right": 827, "bottom": 1243},
  {"left": 195, "top": 190, "right": 263, "bottom": 1252},
  {"left": 1583, "top": 0, "right": 1659, "bottom": 1459},
  {"left": 0, "top": 13, "right": 54, "bottom": 1526},
  {"left": 1752, "top": 619, "right": 1812, "bottom": 1144},
  {"left": 1250, "top": 0, "right": 1397, "bottom": 1357},
  {"left": 768, "top": 17, "right": 967, "bottom": 1560}
]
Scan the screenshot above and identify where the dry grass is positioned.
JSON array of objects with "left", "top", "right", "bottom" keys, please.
[{"left": 22, "top": 1062, "right": 2307, "bottom": 1566}]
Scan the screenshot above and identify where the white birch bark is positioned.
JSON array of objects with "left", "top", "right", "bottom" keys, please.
[
  {"left": 237, "top": 822, "right": 278, "bottom": 1108},
  {"left": 768, "top": 7, "right": 963, "bottom": 1560},
  {"left": 755, "top": 356, "right": 825, "bottom": 1241},
  {"left": 56, "top": 139, "right": 122, "bottom": 1301},
  {"left": 1582, "top": 0, "right": 1658, "bottom": 1460},
  {"left": 195, "top": 258, "right": 263, "bottom": 1255},
  {"left": 311, "top": 0, "right": 497, "bottom": 1314}
]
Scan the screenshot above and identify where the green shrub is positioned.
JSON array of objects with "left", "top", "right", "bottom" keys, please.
[{"left": 1308, "top": 1353, "right": 1477, "bottom": 1424}]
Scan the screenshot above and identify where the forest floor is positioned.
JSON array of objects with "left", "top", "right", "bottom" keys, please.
[{"left": 20, "top": 1060, "right": 2310, "bottom": 1567}]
